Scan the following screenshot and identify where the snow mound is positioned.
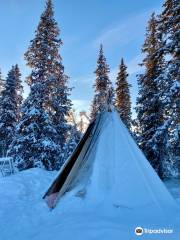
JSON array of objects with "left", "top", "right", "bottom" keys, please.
[{"left": 0, "top": 168, "right": 180, "bottom": 240}]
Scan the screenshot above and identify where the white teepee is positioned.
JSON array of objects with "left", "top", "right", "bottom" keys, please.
[{"left": 44, "top": 110, "right": 178, "bottom": 213}]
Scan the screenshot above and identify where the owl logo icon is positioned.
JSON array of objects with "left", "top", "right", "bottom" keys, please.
[{"left": 135, "top": 227, "right": 143, "bottom": 236}]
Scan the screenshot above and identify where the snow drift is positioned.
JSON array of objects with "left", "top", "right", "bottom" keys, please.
[{"left": 0, "top": 168, "right": 180, "bottom": 240}]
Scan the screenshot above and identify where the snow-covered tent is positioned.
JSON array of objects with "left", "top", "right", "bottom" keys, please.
[{"left": 43, "top": 110, "right": 178, "bottom": 212}]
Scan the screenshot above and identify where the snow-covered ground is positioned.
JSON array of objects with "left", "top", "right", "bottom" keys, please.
[{"left": 0, "top": 169, "right": 180, "bottom": 240}]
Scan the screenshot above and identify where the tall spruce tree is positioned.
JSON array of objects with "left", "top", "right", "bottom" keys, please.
[
  {"left": 115, "top": 58, "right": 131, "bottom": 129},
  {"left": 136, "top": 13, "right": 165, "bottom": 177},
  {"left": 91, "top": 44, "right": 112, "bottom": 119},
  {"left": 8, "top": 0, "right": 71, "bottom": 170},
  {"left": 0, "top": 65, "right": 23, "bottom": 157},
  {"left": 24, "top": 0, "right": 60, "bottom": 88},
  {"left": 157, "top": 0, "right": 180, "bottom": 176},
  {"left": 24, "top": 0, "right": 72, "bottom": 129}
]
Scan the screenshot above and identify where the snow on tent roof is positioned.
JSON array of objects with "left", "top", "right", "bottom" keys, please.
[{"left": 43, "top": 110, "right": 178, "bottom": 213}]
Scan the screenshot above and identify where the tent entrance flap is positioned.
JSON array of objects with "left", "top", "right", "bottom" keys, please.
[{"left": 43, "top": 114, "right": 102, "bottom": 208}]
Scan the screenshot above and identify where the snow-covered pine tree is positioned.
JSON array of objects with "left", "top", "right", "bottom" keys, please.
[
  {"left": 8, "top": 82, "right": 60, "bottom": 171},
  {"left": 157, "top": 0, "right": 180, "bottom": 176},
  {"left": 136, "top": 13, "right": 165, "bottom": 177},
  {"left": 24, "top": 0, "right": 72, "bottom": 123},
  {"left": 24, "top": 0, "right": 65, "bottom": 114},
  {"left": 0, "top": 65, "right": 23, "bottom": 157},
  {"left": 91, "top": 44, "right": 112, "bottom": 119},
  {"left": 9, "top": 0, "right": 72, "bottom": 170},
  {"left": 14, "top": 65, "right": 23, "bottom": 120},
  {"left": 115, "top": 58, "right": 131, "bottom": 129}
]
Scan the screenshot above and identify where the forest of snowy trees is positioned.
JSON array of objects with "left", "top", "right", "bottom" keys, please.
[{"left": 0, "top": 0, "right": 179, "bottom": 179}]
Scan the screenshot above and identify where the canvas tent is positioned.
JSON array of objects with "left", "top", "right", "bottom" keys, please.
[{"left": 43, "top": 110, "right": 178, "bottom": 212}]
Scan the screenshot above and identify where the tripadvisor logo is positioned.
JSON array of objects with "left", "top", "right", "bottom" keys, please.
[
  {"left": 135, "top": 227, "right": 143, "bottom": 236},
  {"left": 135, "top": 226, "right": 173, "bottom": 236}
]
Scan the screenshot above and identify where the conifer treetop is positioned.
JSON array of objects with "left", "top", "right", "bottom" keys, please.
[
  {"left": 94, "top": 44, "right": 111, "bottom": 91},
  {"left": 115, "top": 58, "right": 131, "bottom": 129},
  {"left": 90, "top": 44, "right": 112, "bottom": 119},
  {"left": 24, "top": 0, "right": 62, "bottom": 85}
]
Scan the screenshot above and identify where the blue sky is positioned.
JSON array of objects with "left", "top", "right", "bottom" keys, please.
[{"left": 0, "top": 0, "right": 163, "bottom": 116}]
